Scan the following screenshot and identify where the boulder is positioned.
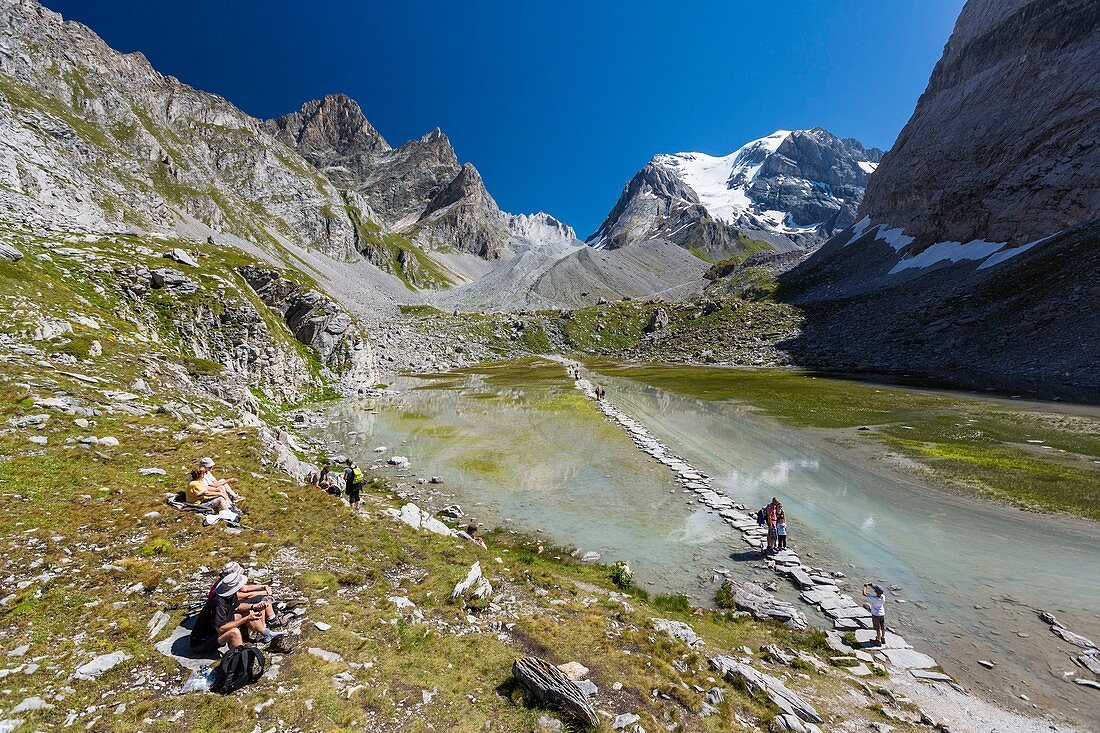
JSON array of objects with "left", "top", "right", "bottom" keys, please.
[
  {"left": 74, "top": 651, "right": 131, "bottom": 680},
  {"left": 644, "top": 307, "right": 670, "bottom": 333},
  {"left": 512, "top": 656, "right": 599, "bottom": 728},
  {"left": 163, "top": 248, "right": 199, "bottom": 268},
  {"left": 709, "top": 655, "right": 822, "bottom": 724},
  {"left": 612, "top": 712, "right": 640, "bottom": 729},
  {"left": 0, "top": 241, "right": 23, "bottom": 262},
  {"left": 652, "top": 618, "right": 704, "bottom": 648},
  {"left": 439, "top": 504, "right": 463, "bottom": 519},
  {"left": 150, "top": 268, "right": 199, "bottom": 295},
  {"left": 451, "top": 561, "right": 492, "bottom": 602},
  {"left": 556, "top": 662, "right": 589, "bottom": 681}
]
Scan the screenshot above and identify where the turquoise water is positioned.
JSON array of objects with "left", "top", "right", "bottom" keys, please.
[{"left": 318, "top": 362, "right": 1100, "bottom": 721}]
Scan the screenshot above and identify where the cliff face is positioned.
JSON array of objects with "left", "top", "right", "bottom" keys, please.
[
  {"left": 0, "top": 0, "right": 374, "bottom": 260},
  {"left": 859, "top": 0, "right": 1100, "bottom": 247},
  {"left": 777, "top": 0, "right": 1100, "bottom": 399},
  {"left": 269, "top": 98, "right": 510, "bottom": 261}
]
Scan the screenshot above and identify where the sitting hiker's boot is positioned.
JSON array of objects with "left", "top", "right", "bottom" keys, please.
[
  {"left": 259, "top": 628, "right": 284, "bottom": 643},
  {"left": 267, "top": 615, "right": 286, "bottom": 629},
  {"left": 267, "top": 633, "right": 294, "bottom": 654}
]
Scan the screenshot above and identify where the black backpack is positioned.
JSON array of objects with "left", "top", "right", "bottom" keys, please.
[{"left": 211, "top": 645, "right": 265, "bottom": 694}]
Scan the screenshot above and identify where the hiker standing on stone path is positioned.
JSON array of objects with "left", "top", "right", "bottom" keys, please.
[
  {"left": 764, "top": 497, "right": 781, "bottom": 554},
  {"left": 343, "top": 458, "right": 364, "bottom": 511},
  {"left": 776, "top": 502, "right": 788, "bottom": 550},
  {"left": 862, "top": 582, "right": 887, "bottom": 646}
]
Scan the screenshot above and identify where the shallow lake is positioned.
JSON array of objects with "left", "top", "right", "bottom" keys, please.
[{"left": 316, "top": 360, "right": 1100, "bottom": 723}]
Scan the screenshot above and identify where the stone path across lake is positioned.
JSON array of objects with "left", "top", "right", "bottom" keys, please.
[{"left": 574, "top": 375, "right": 955, "bottom": 685}]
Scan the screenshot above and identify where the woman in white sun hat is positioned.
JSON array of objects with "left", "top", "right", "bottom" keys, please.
[{"left": 198, "top": 457, "right": 241, "bottom": 501}]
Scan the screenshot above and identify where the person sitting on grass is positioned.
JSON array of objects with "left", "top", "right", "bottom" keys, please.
[
  {"left": 465, "top": 523, "right": 487, "bottom": 549},
  {"left": 205, "top": 561, "right": 285, "bottom": 628},
  {"left": 199, "top": 457, "right": 241, "bottom": 501},
  {"left": 189, "top": 570, "right": 283, "bottom": 654},
  {"left": 312, "top": 465, "right": 335, "bottom": 493},
  {"left": 186, "top": 468, "right": 233, "bottom": 513}
]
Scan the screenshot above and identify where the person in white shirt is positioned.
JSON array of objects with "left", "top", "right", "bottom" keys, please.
[
  {"left": 199, "top": 456, "right": 240, "bottom": 501},
  {"left": 862, "top": 582, "right": 887, "bottom": 645}
]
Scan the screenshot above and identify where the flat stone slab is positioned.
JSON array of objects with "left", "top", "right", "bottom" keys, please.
[
  {"left": 788, "top": 568, "right": 816, "bottom": 590},
  {"left": 826, "top": 606, "right": 873, "bottom": 621},
  {"left": 911, "top": 670, "right": 953, "bottom": 682},
  {"left": 854, "top": 630, "right": 911, "bottom": 649},
  {"left": 881, "top": 648, "right": 938, "bottom": 670}
]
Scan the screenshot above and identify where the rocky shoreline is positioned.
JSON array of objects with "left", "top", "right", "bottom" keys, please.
[{"left": 568, "top": 368, "right": 1093, "bottom": 732}]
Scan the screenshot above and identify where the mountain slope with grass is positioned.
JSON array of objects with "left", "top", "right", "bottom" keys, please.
[{"left": 0, "top": 225, "right": 945, "bottom": 732}]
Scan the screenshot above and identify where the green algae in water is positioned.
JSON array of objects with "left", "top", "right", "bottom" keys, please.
[
  {"left": 588, "top": 361, "right": 1100, "bottom": 520},
  {"left": 456, "top": 456, "right": 504, "bottom": 477}
]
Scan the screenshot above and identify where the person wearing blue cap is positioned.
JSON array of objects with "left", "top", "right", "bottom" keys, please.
[{"left": 862, "top": 582, "right": 887, "bottom": 645}]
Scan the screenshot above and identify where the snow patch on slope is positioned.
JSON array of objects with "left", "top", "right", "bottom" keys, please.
[
  {"left": 852, "top": 223, "right": 1064, "bottom": 274},
  {"left": 657, "top": 131, "right": 800, "bottom": 232},
  {"left": 888, "top": 239, "right": 1006, "bottom": 273}
]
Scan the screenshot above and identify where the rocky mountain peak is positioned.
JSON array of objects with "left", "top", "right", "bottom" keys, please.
[
  {"left": 269, "top": 94, "right": 390, "bottom": 157},
  {"left": 506, "top": 212, "right": 577, "bottom": 243},
  {"left": 265, "top": 94, "right": 391, "bottom": 192},
  {"left": 424, "top": 163, "right": 484, "bottom": 211},
  {"left": 589, "top": 127, "right": 882, "bottom": 256},
  {"left": 414, "top": 163, "right": 507, "bottom": 259}
]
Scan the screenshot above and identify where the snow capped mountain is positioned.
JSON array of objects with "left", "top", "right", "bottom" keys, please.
[{"left": 588, "top": 128, "right": 883, "bottom": 258}]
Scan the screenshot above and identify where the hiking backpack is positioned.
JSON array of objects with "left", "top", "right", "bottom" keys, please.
[
  {"left": 756, "top": 507, "right": 767, "bottom": 526},
  {"left": 351, "top": 466, "right": 364, "bottom": 485},
  {"left": 211, "top": 645, "right": 265, "bottom": 694}
]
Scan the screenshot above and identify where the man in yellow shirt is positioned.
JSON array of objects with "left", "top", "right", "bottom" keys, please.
[{"left": 186, "top": 468, "right": 232, "bottom": 512}]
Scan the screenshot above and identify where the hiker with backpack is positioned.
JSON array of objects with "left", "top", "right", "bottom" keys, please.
[
  {"left": 761, "top": 497, "right": 781, "bottom": 554},
  {"left": 189, "top": 569, "right": 284, "bottom": 654},
  {"left": 343, "top": 458, "right": 364, "bottom": 511}
]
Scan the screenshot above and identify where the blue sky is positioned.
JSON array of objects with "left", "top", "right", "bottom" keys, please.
[{"left": 44, "top": 0, "right": 964, "bottom": 238}]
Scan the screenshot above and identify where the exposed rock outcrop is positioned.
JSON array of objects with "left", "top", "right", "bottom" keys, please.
[
  {"left": 411, "top": 163, "right": 508, "bottom": 259},
  {"left": 0, "top": 0, "right": 367, "bottom": 259},
  {"left": 778, "top": 0, "right": 1100, "bottom": 400},
  {"left": 237, "top": 265, "right": 375, "bottom": 388},
  {"left": 859, "top": 0, "right": 1100, "bottom": 248},
  {"left": 269, "top": 96, "right": 510, "bottom": 263}
]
